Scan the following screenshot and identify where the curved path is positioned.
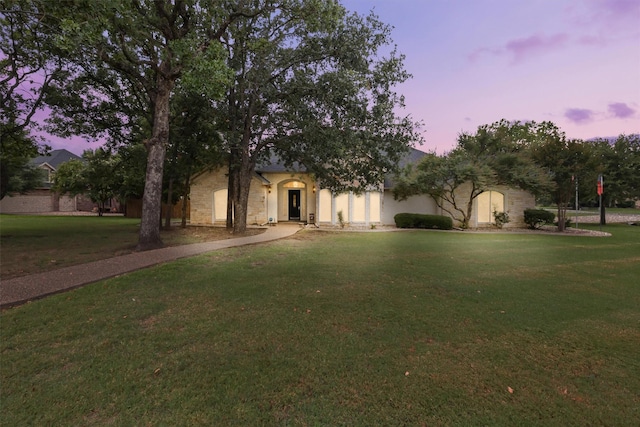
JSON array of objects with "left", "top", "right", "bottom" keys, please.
[{"left": 1, "top": 225, "right": 300, "bottom": 309}]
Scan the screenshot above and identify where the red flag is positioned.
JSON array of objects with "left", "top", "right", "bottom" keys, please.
[{"left": 597, "top": 175, "right": 604, "bottom": 196}]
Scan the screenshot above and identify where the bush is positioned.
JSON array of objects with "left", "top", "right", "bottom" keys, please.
[
  {"left": 394, "top": 213, "right": 453, "bottom": 230},
  {"left": 616, "top": 200, "right": 635, "bottom": 208},
  {"left": 493, "top": 210, "right": 510, "bottom": 229},
  {"left": 524, "top": 209, "right": 555, "bottom": 229}
]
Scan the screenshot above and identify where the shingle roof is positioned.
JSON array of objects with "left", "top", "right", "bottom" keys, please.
[
  {"left": 257, "top": 148, "right": 426, "bottom": 185},
  {"left": 384, "top": 147, "right": 427, "bottom": 189},
  {"left": 255, "top": 153, "right": 306, "bottom": 173},
  {"left": 31, "top": 149, "right": 82, "bottom": 170}
]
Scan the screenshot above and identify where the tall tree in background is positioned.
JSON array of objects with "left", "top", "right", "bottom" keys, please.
[
  {"left": 28, "top": 0, "right": 251, "bottom": 250},
  {"left": 217, "top": 1, "right": 421, "bottom": 233},
  {"left": 164, "top": 90, "right": 226, "bottom": 228},
  {"left": 589, "top": 135, "right": 640, "bottom": 207},
  {"left": 526, "top": 122, "right": 594, "bottom": 231},
  {"left": 1, "top": 0, "right": 66, "bottom": 198}
]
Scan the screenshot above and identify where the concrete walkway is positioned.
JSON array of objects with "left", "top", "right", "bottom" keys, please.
[{"left": 1, "top": 224, "right": 301, "bottom": 309}]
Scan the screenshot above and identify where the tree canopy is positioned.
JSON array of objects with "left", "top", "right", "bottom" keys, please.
[
  {"left": 395, "top": 120, "right": 638, "bottom": 231},
  {"left": 31, "top": 0, "right": 246, "bottom": 249},
  {"left": 53, "top": 148, "right": 128, "bottom": 215},
  {"left": 395, "top": 120, "right": 554, "bottom": 228},
  {"left": 213, "top": 1, "right": 422, "bottom": 232}
]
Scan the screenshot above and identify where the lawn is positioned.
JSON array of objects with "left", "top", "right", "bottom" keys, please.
[
  {"left": 1, "top": 223, "right": 639, "bottom": 425},
  {"left": 0, "top": 214, "right": 263, "bottom": 279}
]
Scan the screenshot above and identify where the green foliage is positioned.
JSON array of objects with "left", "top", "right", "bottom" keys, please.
[
  {"left": 588, "top": 134, "right": 640, "bottom": 207},
  {"left": 394, "top": 150, "right": 495, "bottom": 229},
  {"left": 51, "top": 158, "right": 87, "bottom": 195},
  {"left": 53, "top": 148, "right": 142, "bottom": 215},
  {"left": 523, "top": 208, "right": 555, "bottom": 229},
  {"left": 493, "top": 210, "right": 510, "bottom": 229},
  {"left": 214, "top": 2, "right": 421, "bottom": 232},
  {"left": 337, "top": 210, "right": 345, "bottom": 228},
  {"left": 17, "top": 0, "right": 247, "bottom": 248},
  {"left": 1, "top": 0, "right": 66, "bottom": 149},
  {"left": 0, "top": 127, "right": 46, "bottom": 198},
  {"left": 457, "top": 120, "right": 554, "bottom": 197},
  {"left": 394, "top": 213, "right": 453, "bottom": 230}
]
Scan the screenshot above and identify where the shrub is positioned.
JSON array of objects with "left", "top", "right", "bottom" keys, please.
[
  {"left": 493, "top": 210, "right": 510, "bottom": 229},
  {"left": 394, "top": 213, "right": 453, "bottom": 230},
  {"left": 616, "top": 200, "right": 635, "bottom": 208},
  {"left": 524, "top": 209, "right": 555, "bottom": 229},
  {"left": 555, "top": 217, "right": 572, "bottom": 228}
]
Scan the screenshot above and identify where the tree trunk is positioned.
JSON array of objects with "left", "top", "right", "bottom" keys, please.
[
  {"left": 226, "top": 166, "right": 236, "bottom": 230},
  {"left": 181, "top": 168, "right": 191, "bottom": 228},
  {"left": 164, "top": 177, "right": 173, "bottom": 229},
  {"left": 233, "top": 163, "right": 253, "bottom": 234},
  {"left": 557, "top": 205, "right": 567, "bottom": 232},
  {"left": 137, "top": 76, "right": 172, "bottom": 251}
]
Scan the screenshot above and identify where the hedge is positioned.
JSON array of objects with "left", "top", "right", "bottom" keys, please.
[
  {"left": 524, "top": 208, "right": 555, "bottom": 229},
  {"left": 394, "top": 213, "right": 453, "bottom": 230}
]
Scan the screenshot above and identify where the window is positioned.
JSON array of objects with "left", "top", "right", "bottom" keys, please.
[{"left": 477, "top": 191, "right": 504, "bottom": 223}]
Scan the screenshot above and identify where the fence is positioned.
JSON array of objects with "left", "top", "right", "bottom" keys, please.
[{"left": 125, "top": 198, "right": 190, "bottom": 219}]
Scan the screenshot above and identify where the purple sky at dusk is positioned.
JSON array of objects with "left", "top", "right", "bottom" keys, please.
[
  {"left": 43, "top": 0, "right": 639, "bottom": 155},
  {"left": 344, "top": 0, "right": 640, "bottom": 153}
]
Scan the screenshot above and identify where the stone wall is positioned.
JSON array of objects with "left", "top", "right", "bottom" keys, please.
[
  {"left": 0, "top": 189, "right": 54, "bottom": 213},
  {"left": 190, "top": 168, "right": 228, "bottom": 225},
  {"left": 439, "top": 182, "right": 535, "bottom": 228},
  {"left": 190, "top": 168, "right": 268, "bottom": 225}
]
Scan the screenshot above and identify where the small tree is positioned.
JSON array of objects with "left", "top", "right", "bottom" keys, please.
[
  {"left": 526, "top": 122, "right": 594, "bottom": 231},
  {"left": 53, "top": 148, "right": 122, "bottom": 216},
  {"left": 394, "top": 150, "right": 495, "bottom": 228},
  {"left": 395, "top": 120, "right": 555, "bottom": 229}
]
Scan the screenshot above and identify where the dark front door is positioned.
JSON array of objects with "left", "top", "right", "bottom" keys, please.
[{"left": 288, "top": 190, "right": 301, "bottom": 221}]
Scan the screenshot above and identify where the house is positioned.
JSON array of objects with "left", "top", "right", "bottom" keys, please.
[
  {"left": 189, "top": 148, "right": 535, "bottom": 229},
  {"left": 0, "top": 149, "right": 96, "bottom": 213}
]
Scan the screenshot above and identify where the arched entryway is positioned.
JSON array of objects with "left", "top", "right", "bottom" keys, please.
[{"left": 280, "top": 180, "right": 307, "bottom": 221}]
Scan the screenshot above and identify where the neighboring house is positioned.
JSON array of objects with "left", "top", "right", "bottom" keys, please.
[
  {"left": 189, "top": 148, "right": 535, "bottom": 229},
  {"left": 0, "top": 149, "right": 97, "bottom": 214}
]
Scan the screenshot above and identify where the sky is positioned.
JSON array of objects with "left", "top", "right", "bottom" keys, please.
[
  {"left": 43, "top": 0, "right": 639, "bottom": 154},
  {"left": 342, "top": 0, "right": 640, "bottom": 152}
]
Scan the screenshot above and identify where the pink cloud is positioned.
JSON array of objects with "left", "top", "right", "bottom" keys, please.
[
  {"left": 565, "top": 108, "right": 595, "bottom": 124},
  {"left": 608, "top": 102, "right": 635, "bottom": 118},
  {"left": 469, "top": 33, "right": 569, "bottom": 64},
  {"left": 596, "top": 0, "right": 640, "bottom": 19},
  {"left": 505, "top": 33, "right": 569, "bottom": 63}
]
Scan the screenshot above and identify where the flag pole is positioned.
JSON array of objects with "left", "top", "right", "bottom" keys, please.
[
  {"left": 597, "top": 174, "right": 604, "bottom": 230},
  {"left": 575, "top": 176, "right": 579, "bottom": 229}
]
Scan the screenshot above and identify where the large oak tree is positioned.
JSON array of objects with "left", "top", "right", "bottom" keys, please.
[
  {"left": 32, "top": 0, "right": 253, "bottom": 250},
  {"left": 214, "top": 1, "right": 421, "bottom": 232}
]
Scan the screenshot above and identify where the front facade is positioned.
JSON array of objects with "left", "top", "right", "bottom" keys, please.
[{"left": 190, "top": 150, "right": 535, "bottom": 229}]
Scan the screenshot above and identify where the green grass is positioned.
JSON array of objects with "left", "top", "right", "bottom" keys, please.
[
  {"left": 2, "top": 224, "right": 640, "bottom": 425},
  {"left": 0, "top": 214, "right": 260, "bottom": 279}
]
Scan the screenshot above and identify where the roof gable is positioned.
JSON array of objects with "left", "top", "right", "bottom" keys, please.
[
  {"left": 384, "top": 147, "right": 427, "bottom": 189},
  {"left": 31, "top": 149, "right": 82, "bottom": 170}
]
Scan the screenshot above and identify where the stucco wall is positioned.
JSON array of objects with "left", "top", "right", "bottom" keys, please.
[{"left": 381, "top": 191, "right": 438, "bottom": 225}]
